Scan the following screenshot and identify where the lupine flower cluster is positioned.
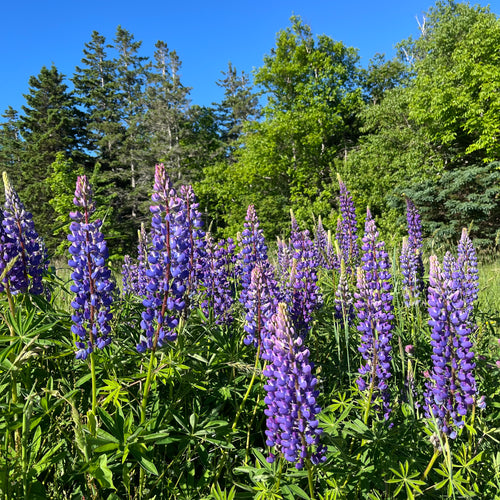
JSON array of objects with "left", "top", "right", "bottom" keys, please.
[
  {"left": 354, "top": 209, "right": 394, "bottom": 419},
  {"left": 262, "top": 302, "right": 325, "bottom": 469},
  {"left": 237, "top": 205, "right": 270, "bottom": 309},
  {"left": 457, "top": 228, "right": 479, "bottom": 318},
  {"left": 138, "top": 164, "right": 190, "bottom": 352},
  {"left": 68, "top": 175, "right": 114, "bottom": 360},
  {"left": 425, "top": 251, "right": 482, "bottom": 437},
  {"left": 336, "top": 175, "right": 359, "bottom": 274},
  {"left": 201, "top": 233, "right": 236, "bottom": 325},
  {"left": 122, "top": 224, "right": 150, "bottom": 297},
  {"left": 282, "top": 214, "right": 321, "bottom": 336},
  {"left": 179, "top": 184, "right": 206, "bottom": 302},
  {"left": 1, "top": 172, "right": 47, "bottom": 295},
  {"left": 243, "top": 264, "right": 278, "bottom": 350},
  {"left": 313, "top": 216, "right": 336, "bottom": 270},
  {"left": 400, "top": 198, "right": 424, "bottom": 306}
]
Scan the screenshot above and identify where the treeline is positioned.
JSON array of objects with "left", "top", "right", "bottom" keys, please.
[{"left": 1, "top": 1, "right": 499, "bottom": 256}]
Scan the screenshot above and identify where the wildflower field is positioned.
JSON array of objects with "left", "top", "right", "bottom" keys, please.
[{"left": 1, "top": 165, "right": 499, "bottom": 500}]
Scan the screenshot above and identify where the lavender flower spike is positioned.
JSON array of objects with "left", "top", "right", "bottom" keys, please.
[
  {"left": 400, "top": 198, "right": 424, "bottom": 306},
  {"left": 336, "top": 174, "right": 359, "bottom": 273},
  {"left": 2, "top": 172, "right": 47, "bottom": 294},
  {"left": 68, "top": 175, "right": 114, "bottom": 360},
  {"left": 424, "top": 253, "right": 481, "bottom": 437},
  {"left": 263, "top": 303, "right": 325, "bottom": 469},
  {"left": 354, "top": 209, "right": 394, "bottom": 419}
]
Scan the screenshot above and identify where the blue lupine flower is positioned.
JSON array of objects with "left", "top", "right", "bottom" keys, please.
[
  {"left": 68, "top": 175, "right": 114, "bottom": 360},
  {"left": 2, "top": 172, "right": 47, "bottom": 294},
  {"left": 336, "top": 176, "right": 359, "bottom": 274},
  {"left": 201, "top": 234, "right": 236, "bottom": 325},
  {"left": 354, "top": 209, "right": 394, "bottom": 419},
  {"left": 243, "top": 264, "right": 278, "bottom": 350},
  {"left": 263, "top": 303, "right": 325, "bottom": 469},
  {"left": 138, "top": 164, "right": 188, "bottom": 352},
  {"left": 283, "top": 214, "right": 321, "bottom": 336},
  {"left": 400, "top": 198, "right": 424, "bottom": 306},
  {"left": 237, "top": 205, "right": 270, "bottom": 308},
  {"left": 424, "top": 253, "right": 481, "bottom": 437}
]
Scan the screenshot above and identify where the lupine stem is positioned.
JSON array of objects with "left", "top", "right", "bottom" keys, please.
[
  {"left": 422, "top": 448, "right": 440, "bottom": 481},
  {"left": 305, "top": 457, "right": 316, "bottom": 500},
  {"left": 90, "top": 352, "right": 97, "bottom": 416}
]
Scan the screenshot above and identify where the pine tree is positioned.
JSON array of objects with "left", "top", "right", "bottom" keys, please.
[
  {"left": 0, "top": 107, "right": 24, "bottom": 199},
  {"left": 18, "top": 65, "right": 87, "bottom": 249}
]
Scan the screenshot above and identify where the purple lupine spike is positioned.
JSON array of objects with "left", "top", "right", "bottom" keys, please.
[
  {"left": 334, "top": 258, "right": 355, "bottom": 324},
  {"left": 2, "top": 172, "right": 47, "bottom": 295},
  {"left": 336, "top": 175, "right": 359, "bottom": 273},
  {"left": 243, "top": 264, "right": 278, "bottom": 351},
  {"left": 122, "top": 254, "right": 138, "bottom": 295},
  {"left": 137, "top": 164, "right": 188, "bottom": 352},
  {"left": 457, "top": 228, "right": 479, "bottom": 315},
  {"left": 276, "top": 237, "right": 293, "bottom": 281},
  {"left": 284, "top": 214, "right": 322, "bottom": 336},
  {"left": 201, "top": 234, "right": 235, "bottom": 325},
  {"left": 424, "top": 253, "right": 481, "bottom": 437},
  {"left": 401, "top": 198, "right": 424, "bottom": 306},
  {"left": 354, "top": 209, "right": 394, "bottom": 419},
  {"left": 263, "top": 303, "right": 325, "bottom": 469},
  {"left": 179, "top": 185, "right": 206, "bottom": 303},
  {"left": 0, "top": 211, "right": 18, "bottom": 293},
  {"left": 68, "top": 175, "right": 114, "bottom": 360},
  {"left": 237, "top": 205, "right": 269, "bottom": 308}
]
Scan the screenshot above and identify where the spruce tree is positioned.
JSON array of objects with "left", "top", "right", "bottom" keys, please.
[{"left": 18, "top": 65, "right": 87, "bottom": 249}]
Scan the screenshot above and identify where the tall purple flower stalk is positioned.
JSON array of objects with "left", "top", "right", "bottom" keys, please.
[
  {"left": 336, "top": 175, "right": 359, "bottom": 274},
  {"left": 122, "top": 224, "right": 151, "bottom": 297},
  {"left": 400, "top": 198, "right": 424, "bottom": 306},
  {"left": 425, "top": 252, "right": 481, "bottom": 438},
  {"left": 201, "top": 234, "right": 236, "bottom": 325},
  {"left": 262, "top": 303, "right": 325, "bottom": 469},
  {"left": 243, "top": 264, "right": 278, "bottom": 351},
  {"left": 179, "top": 184, "right": 206, "bottom": 303},
  {"left": 457, "top": 228, "right": 479, "bottom": 318},
  {"left": 238, "top": 205, "right": 270, "bottom": 308},
  {"left": 68, "top": 175, "right": 114, "bottom": 360},
  {"left": 2, "top": 172, "right": 47, "bottom": 294},
  {"left": 334, "top": 258, "right": 354, "bottom": 324},
  {"left": 283, "top": 214, "right": 321, "bottom": 336},
  {"left": 138, "top": 164, "right": 189, "bottom": 352},
  {"left": 354, "top": 209, "right": 394, "bottom": 420}
]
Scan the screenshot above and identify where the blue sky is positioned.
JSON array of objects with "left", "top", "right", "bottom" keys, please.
[{"left": 1, "top": 0, "right": 499, "bottom": 115}]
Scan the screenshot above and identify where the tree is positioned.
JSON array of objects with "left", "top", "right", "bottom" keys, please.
[
  {"left": 0, "top": 107, "right": 24, "bottom": 198},
  {"left": 208, "top": 16, "right": 364, "bottom": 237},
  {"left": 19, "top": 65, "right": 87, "bottom": 249}
]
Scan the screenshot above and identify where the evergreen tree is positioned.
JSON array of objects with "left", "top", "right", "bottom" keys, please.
[
  {"left": 0, "top": 107, "right": 24, "bottom": 197},
  {"left": 18, "top": 65, "right": 87, "bottom": 249}
]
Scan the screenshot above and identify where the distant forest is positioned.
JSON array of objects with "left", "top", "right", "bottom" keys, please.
[{"left": 1, "top": 0, "right": 499, "bottom": 257}]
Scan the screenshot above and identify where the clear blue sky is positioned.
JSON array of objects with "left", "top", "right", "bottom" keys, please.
[{"left": 1, "top": 0, "right": 499, "bottom": 115}]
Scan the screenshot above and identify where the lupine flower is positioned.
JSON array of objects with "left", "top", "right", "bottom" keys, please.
[
  {"left": 354, "top": 209, "right": 394, "bottom": 419},
  {"left": 179, "top": 185, "right": 206, "bottom": 303},
  {"left": 2, "top": 172, "right": 47, "bottom": 294},
  {"left": 313, "top": 216, "right": 334, "bottom": 270},
  {"left": 280, "top": 214, "right": 322, "bottom": 336},
  {"left": 276, "top": 237, "right": 293, "bottom": 282},
  {"left": 243, "top": 264, "right": 278, "bottom": 350},
  {"left": 138, "top": 164, "right": 188, "bottom": 352},
  {"left": 336, "top": 175, "right": 359, "bottom": 273},
  {"left": 424, "top": 254, "right": 480, "bottom": 437},
  {"left": 262, "top": 303, "right": 325, "bottom": 469},
  {"left": 238, "top": 205, "right": 270, "bottom": 308},
  {"left": 122, "top": 224, "right": 151, "bottom": 297},
  {"left": 68, "top": 175, "right": 114, "bottom": 360},
  {"left": 201, "top": 233, "right": 235, "bottom": 325},
  {"left": 122, "top": 254, "right": 138, "bottom": 295},
  {"left": 400, "top": 198, "right": 424, "bottom": 306},
  {"left": 457, "top": 228, "right": 479, "bottom": 316}
]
